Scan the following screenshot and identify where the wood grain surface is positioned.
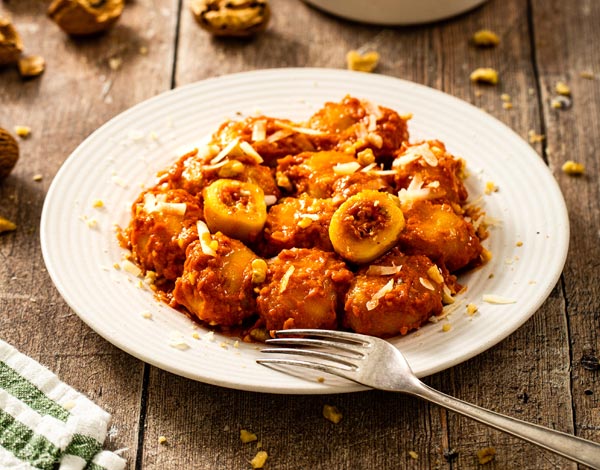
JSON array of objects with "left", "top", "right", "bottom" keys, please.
[{"left": 1, "top": 0, "right": 598, "bottom": 468}]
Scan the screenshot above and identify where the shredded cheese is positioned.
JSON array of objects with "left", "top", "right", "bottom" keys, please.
[
  {"left": 482, "top": 294, "right": 516, "bottom": 304},
  {"left": 366, "top": 279, "right": 394, "bottom": 311},
  {"left": 274, "top": 120, "right": 328, "bottom": 136},
  {"left": 211, "top": 138, "right": 240, "bottom": 164},
  {"left": 251, "top": 119, "right": 267, "bottom": 142},
  {"left": 333, "top": 161, "right": 361, "bottom": 175},
  {"left": 197, "top": 220, "right": 217, "bottom": 257},
  {"left": 365, "top": 265, "right": 402, "bottom": 276},
  {"left": 279, "top": 265, "right": 295, "bottom": 293},
  {"left": 238, "top": 141, "right": 264, "bottom": 163}
]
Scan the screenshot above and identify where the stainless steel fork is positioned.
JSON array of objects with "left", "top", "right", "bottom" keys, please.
[{"left": 258, "top": 329, "right": 600, "bottom": 469}]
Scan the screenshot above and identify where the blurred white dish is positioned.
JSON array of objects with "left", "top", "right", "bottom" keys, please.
[{"left": 303, "top": 0, "right": 487, "bottom": 25}]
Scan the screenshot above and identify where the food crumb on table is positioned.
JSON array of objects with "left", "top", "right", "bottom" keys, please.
[
  {"left": 469, "top": 68, "right": 499, "bottom": 85},
  {"left": 158, "top": 435, "right": 167, "bottom": 445},
  {"left": 408, "top": 450, "right": 419, "bottom": 460},
  {"left": 476, "top": 446, "right": 496, "bottom": 464},
  {"left": 240, "top": 429, "right": 258, "bottom": 443},
  {"left": 346, "top": 50, "right": 380, "bottom": 73},
  {"left": 250, "top": 450, "right": 268, "bottom": 469},
  {"left": 323, "top": 404, "right": 343, "bottom": 424},
  {"left": 555, "top": 81, "right": 571, "bottom": 96},
  {"left": 14, "top": 125, "right": 31, "bottom": 138},
  {"left": 561, "top": 160, "right": 585, "bottom": 175},
  {"left": 0, "top": 216, "right": 17, "bottom": 233},
  {"left": 471, "top": 29, "right": 500, "bottom": 47}
]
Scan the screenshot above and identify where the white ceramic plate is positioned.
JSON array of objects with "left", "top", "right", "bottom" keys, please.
[{"left": 41, "top": 68, "right": 569, "bottom": 394}]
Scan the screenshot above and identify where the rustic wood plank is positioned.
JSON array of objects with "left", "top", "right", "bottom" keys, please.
[
  {"left": 0, "top": 0, "right": 179, "bottom": 466},
  {"left": 532, "top": 0, "right": 600, "bottom": 447}
]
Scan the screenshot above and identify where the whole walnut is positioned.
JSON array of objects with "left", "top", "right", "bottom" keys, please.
[
  {"left": 191, "top": 0, "right": 270, "bottom": 37},
  {"left": 0, "top": 128, "right": 19, "bottom": 180},
  {"left": 0, "top": 15, "right": 23, "bottom": 65},
  {"left": 48, "top": 0, "right": 125, "bottom": 36}
]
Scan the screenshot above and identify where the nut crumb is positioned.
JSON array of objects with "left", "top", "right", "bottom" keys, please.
[
  {"left": 471, "top": 29, "right": 500, "bottom": 47},
  {"left": 470, "top": 67, "right": 499, "bottom": 85},
  {"left": 561, "top": 160, "right": 585, "bottom": 175},
  {"left": 580, "top": 71, "right": 595, "bottom": 80},
  {"left": 442, "top": 323, "right": 452, "bottom": 332},
  {"left": 408, "top": 450, "right": 419, "bottom": 460},
  {"left": 527, "top": 130, "right": 545, "bottom": 144},
  {"left": 516, "top": 241, "right": 523, "bottom": 247},
  {"left": 484, "top": 181, "right": 498, "bottom": 195},
  {"left": 477, "top": 447, "right": 496, "bottom": 464},
  {"left": 158, "top": 435, "right": 167, "bottom": 445},
  {"left": 18, "top": 55, "right": 45, "bottom": 78},
  {"left": 250, "top": 450, "right": 268, "bottom": 469},
  {"left": 14, "top": 126, "right": 31, "bottom": 138},
  {"left": 502, "top": 101, "right": 513, "bottom": 109},
  {"left": 466, "top": 303, "right": 478, "bottom": 315},
  {"left": 555, "top": 81, "right": 571, "bottom": 96},
  {"left": 32, "top": 174, "right": 43, "bottom": 181},
  {"left": 0, "top": 216, "right": 17, "bottom": 233},
  {"left": 323, "top": 404, "right": 343, "bottom": 424},
  {"left": 346, "top": 50, "right": 380, "bottom": 73},
  {"left": 240, "top": 429, "right": 258, "bottom": 443},
  {"left": 108, "top": 56, "right": 122, "bottom": 71}
]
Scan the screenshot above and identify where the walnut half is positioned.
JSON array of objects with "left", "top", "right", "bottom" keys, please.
[
  {"left": 48, "top": 0, "right": 125, "bottom": 36},
  {"left": 0, "top": 15, "right": 24, "bottom": 65},
  {"left": 190, "top": 0, "right": 270, "bottom": 37},
  {"left": 0, "top": 127, "right": 19, "bottom": 180}
]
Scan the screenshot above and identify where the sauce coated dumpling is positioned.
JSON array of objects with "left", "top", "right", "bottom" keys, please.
[
  {"left": 126, "top": 188, "right": 203, "bottom": 281},
  {"left": 173, "top": 232, "right": 259, "bottom": 326},
  {"left": 256, "top": 248, "right": 353, "bottom": 331},
  {"left": 343, "top": 248, "right": 444, "bottom": 337},
  {"left": 398, "top": 199, "right": 484, "bottom": 272}
]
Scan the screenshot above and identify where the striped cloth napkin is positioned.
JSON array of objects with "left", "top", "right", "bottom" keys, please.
[{"left": 0, "top": 339, "right": 126, "bottom": 470}]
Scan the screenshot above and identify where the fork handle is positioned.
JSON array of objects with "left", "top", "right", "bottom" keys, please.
[{"left": 412, "top": 382, "right": 600, "bottom": 468}]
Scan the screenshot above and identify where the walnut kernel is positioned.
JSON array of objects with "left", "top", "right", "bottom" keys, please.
[
  {"left": 190, "top": 0, "right": 270, "bottom": 37},
  {"left": 0, "top": 128, "right": 19, "bottom": 180},
  {"left": 0, "top": 15, "right": 24, "bottom": 65},
  {"left": 470, "top": 67, "right": 499, "bottom": 85},
  {"left": 48, "top": 0, "right": 125, "bottom": 36}
]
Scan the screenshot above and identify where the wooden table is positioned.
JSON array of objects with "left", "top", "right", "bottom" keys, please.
[{"left": 1, "top": 0, "right": 599, "bottom": 468}]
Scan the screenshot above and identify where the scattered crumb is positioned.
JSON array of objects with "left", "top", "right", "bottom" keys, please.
[
  {"left": 516, "top": 241, "right": 523, "bottom": 247},
  {"left": 14, "top": 126, "right": 31, "bottom": 138},
  {"left": 18, "top": 55, "right": 45, "bottom": 78},
  {"left": 580, "top": 71, "right": 595, "bottom": 80},
  {"left": 555, "top": 81, "right": 571, "bottom": 96},
  {"left": 502, "top": 101, "right": 513, "bottom": 109},
  {"left": 528, "top": 130, "right": 545, "bottom": 144},
  {"left": 0, "top": 216, "right": 17, "bottom": 233},
  {"left": 139, "top": 46, "right": 149, "bottom": 55},
  {"left": 484, "top": 181, "right": 498, "bottom": 195},
  {"left": 92, "top": 199, "right": 104, "bottom": 208},
  {"left": 470, "top": 68, "right": 499, "bottom": 85},
  {"left": 346, "top": 50, "right": 380, "bottom": 73},
  {"left": 482, "top": 294, "right": 516, "bottom": 304},
  {"left": 240, "top": 429, "right": 258, "bottom": 443},
  {"left": 32, "top": 174, "right": 43, "bottom": 182},
  {"left": 158, "top": 435, "right": 167, "bottom": 445},
  {"left": 471, "top": 29, "right": 500, "bottom": 47},
  {"left": 168, "top": 331, "right": 190, "bottom": 350},
  {"left": 408, "top": 450, "right": 419, "bottom": 460},
  {"left": 466, "top": 303, "right": 478, "bottom": 316},
  {"left": 141, "top": 311, "right": 152, "bottom": 319},
  {"left": 250, "top": 450, "right": 268, "bottom": 469},
  {"left": 551, "top": 95, "right": 572, "bottom": 109},
  {"left": 85, "top": 217, "right": 98, "bottom": 229},
  {"left": 108, "top": 57, "right": 122, "bottom": 71},
  {"left": 477, "top": 447, "right": 496, "bottom": 464},
  {"left": 191, "top": 332, "right": 200, "bottom": 340},
  {"left": 317, "top": 377, "right": 325, "bottom": 383},
  {"left": 561, "top": 160, "right": 585, "bottom": 175},
  {"left": 442, "top": 323, "right": 452, "bottom": 332},
  {"left": 500, "top": 93, "right": 511, "bottom": 102},
  {"left": 323, "top": 404, "right": 343, "bottom": 424}
]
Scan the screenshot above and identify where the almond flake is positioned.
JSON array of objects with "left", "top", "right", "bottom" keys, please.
[{"left": 482, "top": 294, "right": 516, "bottom": 304}]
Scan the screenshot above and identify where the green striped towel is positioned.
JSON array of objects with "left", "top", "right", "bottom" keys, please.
[{"left": 0, "top": 339, "right": 126, "bottom": 470}]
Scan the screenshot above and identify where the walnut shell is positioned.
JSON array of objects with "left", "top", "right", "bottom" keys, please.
[
  {"left": 191, "top": 0, "right": 270, "bottom": 37},
  {"left": 48, "top": 0, "right": 125, "bottom": 36},
  {"left": 0, "top": 128, "right": 19, "bottom": 180},
  {"left": 0, "top": 15, "right": 24, "bottom": 66}
]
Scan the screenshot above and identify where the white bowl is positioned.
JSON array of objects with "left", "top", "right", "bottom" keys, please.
[{"left": 303, "top": 0, "right": 488, "bottom": 25}]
